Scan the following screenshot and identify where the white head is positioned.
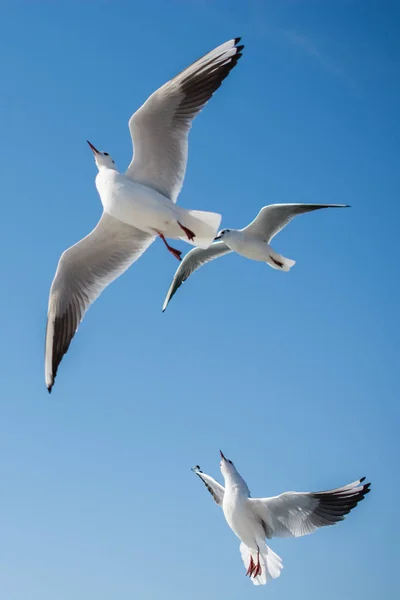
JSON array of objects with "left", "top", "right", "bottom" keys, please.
[
  {"left": 219, "top": 450, "right": 250, "bottom": 493},
  {"left": 219, "top": 449, "right": 238, "bottom": 479},
  {"left": 214, "top": 228, "right": 232, "bottom": 242},
  {"left": 87, "top": 140, "right": 117, "bottom": 171}
]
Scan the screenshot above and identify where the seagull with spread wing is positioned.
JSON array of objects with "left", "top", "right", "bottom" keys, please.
[
  {"left": 45, "top": 38, "right": 244, "bottom": 392},
  {"left": 193, "top": 451, "right": 370, "bottom": 586},
  {"left": 162, "top": 203, "right": 349, "bottom": 311}
]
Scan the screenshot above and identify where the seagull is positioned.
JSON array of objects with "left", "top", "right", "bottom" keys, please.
[
  {"left": 192, "top": 451, "right": 370, "bottom": 586},
  {"left": 45, "top": 38, "right": 244, "bottom": 392},
  {"left": 162, "top": 203, "right": 349, "bottom": 311}
]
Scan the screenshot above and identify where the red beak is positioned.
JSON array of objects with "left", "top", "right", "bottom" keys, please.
[{"left": 87, "top": 140, "right": 100, "bottom": 154}]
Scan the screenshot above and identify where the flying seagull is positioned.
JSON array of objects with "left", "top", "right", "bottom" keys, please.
[
  {"left": 162, "top": 203, "right": 349, "bottom": 311},
  {"left": 45, "top": 38, "right": 244, "bottom": 392},
  {"left": 192, "top": 451, "right": 370, "bottom": 586}
]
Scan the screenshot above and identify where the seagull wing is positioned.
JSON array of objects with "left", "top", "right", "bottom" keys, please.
[
  {"left": 192, "top": 466, "right": 225, "bottom": 506},
  {"left": 249, "top": 478, "right": 370, "bottom": 539},
  {"left": 45, "top": 212, "right": 155, "bottom": 392},
  {"left": 162, "top": 242, "right": 231, "bottom": 311},
  {"left": 243, "top": 203, "right": 349, "bottom": 242},
  {"left": 126, "top": 38, "right": 244, "bottom": 202}
]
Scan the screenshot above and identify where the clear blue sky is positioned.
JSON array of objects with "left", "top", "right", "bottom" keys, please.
[{"left": 0, "top": 1, "right": 398, "bottom": 598}]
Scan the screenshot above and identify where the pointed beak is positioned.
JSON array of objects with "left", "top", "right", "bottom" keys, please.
[
  {"left": 219, "top": 450, "right": 226, "bottom": 461},
  {"left": 214, "top": 234, "right": 222, "bottom": 241},
  {"left": 87, "top": 140, "right": 100, "bottom": 155}
]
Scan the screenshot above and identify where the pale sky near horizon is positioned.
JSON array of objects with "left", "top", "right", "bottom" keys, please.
[{"left": 0, "top": 2, "right": 398, "bottom": 599}]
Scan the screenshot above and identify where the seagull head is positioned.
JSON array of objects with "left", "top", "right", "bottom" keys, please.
[
  {"left": 214, "top": 228, "right": 231, "bottom": 241},
  {"left": 219, "top": 449, "right": 236, "bottom": 477},
  {"left": 87, "top": 141, "right": 117, "bottom": 170},
  {"left": 219, "top": 451, "right": 249, "bottom": 492}
]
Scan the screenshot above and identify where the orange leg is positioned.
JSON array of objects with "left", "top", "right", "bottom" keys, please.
[
  {"left": 270, "top": 256, "right": 284, "bottom": 268},
  {"left": 178, "top": 222, "right": 195, "bottom": 241},
  {"left": 252, "top": 550, "right": 262, "bottom": 579},
  {"left": 158, "top": 233, "right": 182, "bottom": 261},
  {"left": 246, "top": 555, "right": 255, "bottom": 576}
]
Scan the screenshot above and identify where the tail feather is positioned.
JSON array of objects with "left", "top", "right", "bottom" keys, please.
[
  {"left": 178, "top": 209, "right": 221, "bottom": 249},
  {"left": 267, "top": 248, "right": 296, "bottom": 272},
  {"left": 240, "top": 542, "right": 283, "bottom": 586}
]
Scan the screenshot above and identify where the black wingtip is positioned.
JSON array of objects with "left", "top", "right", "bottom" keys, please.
[
  {"left": 359, "top": 477, "right": 371, "bottom": 497},
  {"left": 234, "top": 38, "right": 245, "bottom": 56},
  {"left": 191, "top": 465, "right": 203, "bottom": 473},
  {"left": 46, "top": 375, "right": 54, "bottom": 394}
]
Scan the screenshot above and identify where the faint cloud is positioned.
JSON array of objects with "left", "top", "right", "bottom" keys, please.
[{"left": 267, "top": 25, "right": 359, "bottom": 91}]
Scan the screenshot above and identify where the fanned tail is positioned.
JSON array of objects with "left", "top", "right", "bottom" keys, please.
[
  {"left": 240, "top": 542, "right": 283, "bottom": 586},
  {"left": 177, "top": 209, "right": 222, "bottom": 249},
  {"left": 267, "top": 248, "right": 296, "bottom": 272}
]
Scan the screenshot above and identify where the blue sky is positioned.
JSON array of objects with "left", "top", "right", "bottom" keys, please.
[{"left": 0, "top": 1, "right": 398, "bottom": 598}]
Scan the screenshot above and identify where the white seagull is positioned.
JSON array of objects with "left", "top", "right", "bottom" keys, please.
[
  {"left": 45, "top": 38, "right": 244, "bottom": 392},
  {"left": 193, "top": 451, "right": 370, "bottom": 586},
  {"left": 162, "top": 203, "right": 349, "bottom": 310}
]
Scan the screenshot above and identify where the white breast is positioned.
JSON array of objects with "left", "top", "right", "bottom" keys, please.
[
  {"left": 223, "top": 492, "right": 262, "bottom": 548},
  {"left": 95, "top": 169, "right": 178, "bottom": 233},
  {"left": 226, "top": 232, "right": 270, "bottom": 262}
]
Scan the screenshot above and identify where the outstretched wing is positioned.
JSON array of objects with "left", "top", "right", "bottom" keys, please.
[
  {"left": 162, "top": 242, "right": 231, "bottom": 311},
  {"left": 243, "top": 204, "right": 349, "bottom": 242},
  {"left": 45, "top": 213, "right": 155, "bottom": 392},
  {"left": 249, "top": 478, "right": 370, "bottom": 538},
  {"left": 126, "top": 38, "right": 244, "bottom": 202},
  {"left": 192, "top": 466, "right": 225, "bottom": 506}
]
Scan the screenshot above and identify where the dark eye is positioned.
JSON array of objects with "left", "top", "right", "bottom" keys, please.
[
  {"left": 228, "top": 460, "right": 232, "bottom": 464},
  {"left": 104, "top": 152, "right": 109, "bottom": 156}
]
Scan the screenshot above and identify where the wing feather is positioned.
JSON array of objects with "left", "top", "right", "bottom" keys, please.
[
  {"left": 162, "top": 242, "right": 231, "bottom": 311},
  {"left": 45, "top": 213, "right": 155, "bottom": 391},
  {"left": 192, "top": 466, "right": 225, "bottom": 506},
  {"left": 249, "top": 478, "right": 370, "bottom": 539},
  {"left": 243, "top": 203, "right": 349, "bottom": 242},
  {"left": 126, "top": 38, "right": 243, "bottom": 201}
]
